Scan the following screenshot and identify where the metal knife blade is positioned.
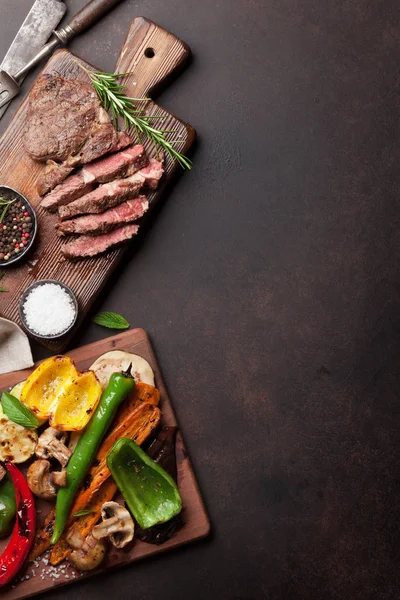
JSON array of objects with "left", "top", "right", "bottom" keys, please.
[{"left": 0, "top": 0, "right": 67, "bottom": 119}]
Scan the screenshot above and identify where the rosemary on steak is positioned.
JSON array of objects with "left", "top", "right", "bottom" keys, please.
[{"left": 79, "top": 65, "right": 192, "bottom": 170}]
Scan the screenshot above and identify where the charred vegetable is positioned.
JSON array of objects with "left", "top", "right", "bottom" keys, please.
[
  {"left": 0, "top": 405, "right": 37, "bottom": 464},
  {"left": 92, "top": 501, "right": 134, "bottom": 548},
  {"left": 27, "top": 460, "right": 67, "bottom": 501},
  {"left": 0, "top": 462, "right": 36, "bottom": 587},
  {"left": 20, "top": 355, "right": 102, "bottom": 431},
  {"left": 67, "top": 531, "right": 106, "bottom": 571},
  {"left": 107, "top": 437, "right": 182, "bottom": 530},
  {"left": 0, "top": 474, "right": 16, "bottom": 538},
  {"left": 135, "top": 427, "right": 182, "bottom": 544},
  {"left": 51, "top": 367, "right": 136, "bottom": 544}
]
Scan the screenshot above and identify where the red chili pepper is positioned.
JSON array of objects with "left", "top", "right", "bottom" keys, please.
[{"left": 0, "top": 462, "right": 36, "bottom": 587}]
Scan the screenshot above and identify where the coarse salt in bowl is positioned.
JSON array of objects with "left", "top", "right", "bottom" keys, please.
[{"left": 19, "top": 280, "right": 78, "bottom": 339}]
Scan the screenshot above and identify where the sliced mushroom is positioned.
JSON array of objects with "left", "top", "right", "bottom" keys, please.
[
  {"left": 27, "top": 460, "right": 67, "bottom": 500},
  {"left": 0, "top": 464, "right": 6, "bottom": 483},
  {"left": 67, "top": 532, "right": 106, "bottom": 571},
  {"left": 92, "top": 501, "right": 134, "bottom": 549},
  {"left": 35, "top": 427, "right": 71, "bottom": 468}
]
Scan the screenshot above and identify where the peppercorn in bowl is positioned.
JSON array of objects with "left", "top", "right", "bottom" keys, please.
[{"left": 0, "top": 186, "right": 37, "bottom": 266}]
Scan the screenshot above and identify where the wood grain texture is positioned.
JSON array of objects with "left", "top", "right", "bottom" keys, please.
[
  {"left": 0, "top": 17, "right": 195, "bottom": 352},
  {"left": 0, "top": 328, "right": 209, "bottom": 600}
]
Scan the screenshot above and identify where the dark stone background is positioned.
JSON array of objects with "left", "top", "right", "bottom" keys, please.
[{"left": 1, "top": 1, "right": 399, "bottom": 598}]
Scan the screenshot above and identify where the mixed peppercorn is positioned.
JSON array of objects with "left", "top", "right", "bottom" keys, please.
[{"left": 0, "top": 197, "right": 33, "bottom": 263}]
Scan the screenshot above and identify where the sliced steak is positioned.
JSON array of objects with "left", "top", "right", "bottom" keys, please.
[
  {"left": 85, "top": 144, "right": 147, "bottom": 183},
  {"left": 40, "top": 145, "right": 147, "bottom": 211},
  {"left": 61, "top": 224, "right": 139, "bottom": 260},
  {"left": 24, "top": 75, "right": 117, "bottom": 162},
  {"left": 57, "top": 196, "right": 149, "bottom": 236},
  {"left": 59, "top": 157, "right": 164, "bottom": 221},
  {"left": 40, "top": 171, "right": 96, "bottom": 212},
  {"left": 36, "top": 131, "right": 132, "bottom": 196},
  {"left": 36, "top": 161, "right": 76, "bottom": 197}
]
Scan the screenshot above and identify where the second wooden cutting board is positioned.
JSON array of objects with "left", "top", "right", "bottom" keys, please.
[
  {"left": 0, "top": 328, "right": 210, "bottom": 600},
  {"left": 0, "top": 17, "right": 195, "bottom": 351}
]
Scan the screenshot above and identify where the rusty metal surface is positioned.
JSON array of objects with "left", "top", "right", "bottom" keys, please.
[{"left": 0, "top": 1, "right": 399, "bottom": 599}]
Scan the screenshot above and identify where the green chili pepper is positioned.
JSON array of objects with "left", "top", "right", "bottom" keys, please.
[
  {"left": 51, "top": 368, "right": 135, "bottom": 544},
  {"left": 0, "top": 474, "right": 16, "bottom": 538},
  {"left": 107, "top": 437, "right": 182, "bottom": 530}
]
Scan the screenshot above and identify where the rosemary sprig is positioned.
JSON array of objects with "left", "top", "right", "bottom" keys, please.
[
  {"left": 78, "top": 65, "right": 192, "bottom": 170},
  {"left": 0, "top": 197, "right": 16, "bottom": 224},
  {"left": 0, "top": 273, "right": 8, "bottom": 293}
]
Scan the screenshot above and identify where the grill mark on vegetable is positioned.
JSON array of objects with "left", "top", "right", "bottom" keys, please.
[{"left": 83, "top": 475, "right": 92, "bottom": 490}]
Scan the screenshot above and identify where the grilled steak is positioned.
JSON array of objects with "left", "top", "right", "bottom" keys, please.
[
  {"left": 40, "top": 145, "right": 147, "bottom": 212},
  {"left": 24, "top": 75, "right": 118, "bottom": 162},
  {"left": 36, "top": 131, "right": 132, "bottom": 196},
  {"left": 57, "top": 196, "right": 149, "bottom": 236},
  {"left": 23, "top": 75, "right": 132, "bottom": 194},
  {"left": 58, "top": 158, "right": 164, "bottom": 221},
  {"left": 61, "top": 224, "right": 139, "bottom": 260}
]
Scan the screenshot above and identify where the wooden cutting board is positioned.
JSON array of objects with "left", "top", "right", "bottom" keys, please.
[
  {"left": 0, "top": 329, "right": 210, "bottom": 600},
  {"left": 0, "top": 17, "right": 195, "bottom": 352}
]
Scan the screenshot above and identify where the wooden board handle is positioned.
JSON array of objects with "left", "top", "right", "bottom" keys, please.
[
  {"left": 67, "top": 0, "right": 124, "bottom": 36},
  {"left": 115, "top": 17, "right": 190, "bottom": 98}
]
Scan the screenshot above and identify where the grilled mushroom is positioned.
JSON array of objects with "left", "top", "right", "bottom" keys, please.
[
  {"left": 67, "top": 530, "right": 106, "bottom": 571},
  {"left": 92, "top": 501, "right": 134, "bottom": 549},
  {"left": 27, "top": 460, "right": 67, "bottom": 500},
  {"left": 35, "top": 427, "right": 71, "bottom": 467},
  {"left": 0, "top": 464, "right": 6, "bottom": 483}
]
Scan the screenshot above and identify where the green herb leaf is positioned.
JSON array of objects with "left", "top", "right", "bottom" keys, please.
[
  {"left": 72, "top": 509, "right": 95, "bottom": 518},
  {"left": 1, "top": 391, "right": 40, "bottom": 429},
  {"left": 92, "top": 311, "right": 130, "bottom": 330}
]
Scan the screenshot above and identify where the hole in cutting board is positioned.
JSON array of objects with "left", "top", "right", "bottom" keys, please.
[{"left": 144, "top": 48, "right": 155, "bottom": 58}]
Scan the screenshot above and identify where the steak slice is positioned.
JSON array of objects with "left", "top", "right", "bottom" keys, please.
[
  {"left": 57, "top": 196, "right": 149, "bottom": 236},
  {"left": 61, "top": 224, "right": 139, "bottom": 260},
  {"left": 85, "top": 144, "right": 147, "bottom": 183},
  {"left": 24, "top": 75, "right": 117, "bottom": 163},
  {"left": 36, "top": 161, "right": 76, "bottom": 197},
  {"left": 36, "top": 131, "right": 132, "bottom": 196},
  {"left": 58, "top": 157, "right": 164, "bottom": 221},
  {"left": 40, "top": 145, "right": 147, "bottom": 212}
]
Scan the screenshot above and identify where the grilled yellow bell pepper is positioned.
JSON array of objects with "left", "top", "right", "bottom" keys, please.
[
  {"left": 20, "top": 356, "right": 102, "bottom": 431},
  {"left": 50, "top": 371, "right": 102, "bottom": 431}
]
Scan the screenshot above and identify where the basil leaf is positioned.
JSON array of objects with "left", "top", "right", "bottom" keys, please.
[
  {"left": 1, "top": 392, "right": 40, "bottom": 429},
  {"left": 92, "top": 311, "right": 130, "bottom": 330},
  {"left": 72, "top": 509, "right": 95, "bottom": 518}
]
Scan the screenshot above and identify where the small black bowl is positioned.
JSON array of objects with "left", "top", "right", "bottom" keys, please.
[
  {"left": 0, "top": 186, "right": 37, "bottom": 267},
  {"left": 19, "top": 280, "right": 79, "bottom": 340}
]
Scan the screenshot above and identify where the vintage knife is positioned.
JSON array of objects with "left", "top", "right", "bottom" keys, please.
[
  {"left": 0, "top": 0, "right": 124, "bottom": 118},
  {"left": 0, "top": 0, "right": 67, "bottom": 119}
]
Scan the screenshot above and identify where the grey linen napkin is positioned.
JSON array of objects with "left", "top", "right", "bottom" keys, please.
[{"left": 0, "top": 317, "right": 34, "bottom": 375}]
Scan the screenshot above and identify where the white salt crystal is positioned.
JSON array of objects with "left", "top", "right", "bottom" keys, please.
[{"left": 22, "top": 283, "right": 76, "bottom": 336}]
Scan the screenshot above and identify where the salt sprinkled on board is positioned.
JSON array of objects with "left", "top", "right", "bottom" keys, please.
[{"left": 22, "top": 283, "right": 76, "bottom": 336}]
